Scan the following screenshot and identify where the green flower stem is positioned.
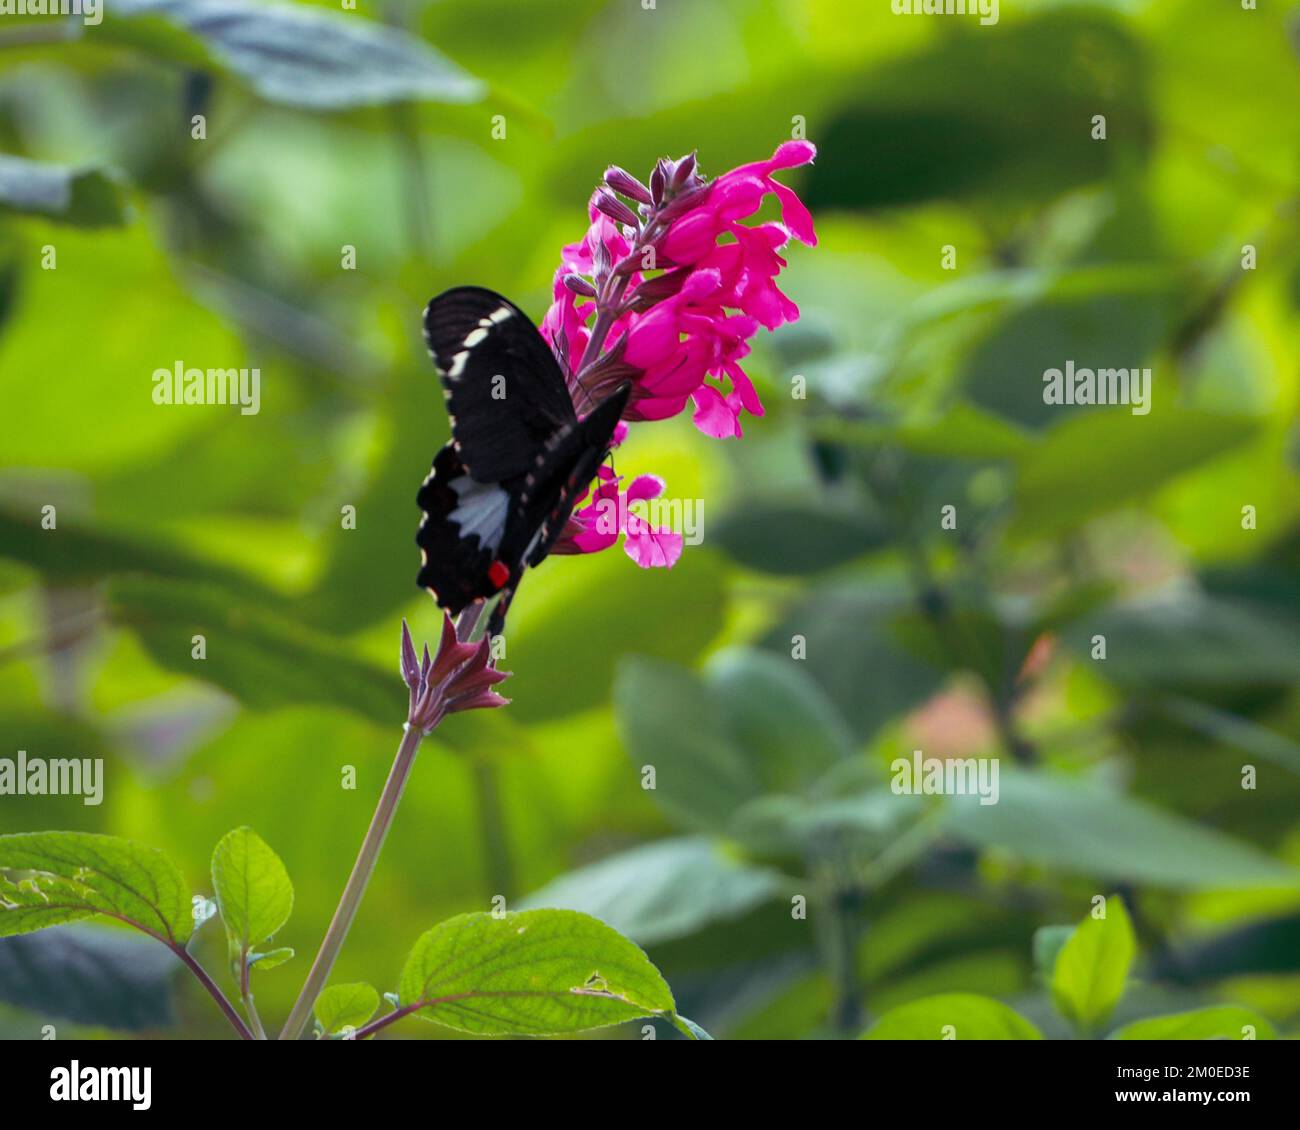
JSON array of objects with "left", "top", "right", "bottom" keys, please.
[
  {"left": 240, "top": 954, "right": 268, "bottom": 1039},
  {"left": 244, "top": 993, "right": 268, "bottom": 1040},
  {"left": 279, "top": 723, "right": 425, "bottom": 1040},
  {"left": 171, "top": 943, "right": 255, "bottom": 1040},
  {"left": 823, "top": 887, "right": 863, "bottom": 1037}
]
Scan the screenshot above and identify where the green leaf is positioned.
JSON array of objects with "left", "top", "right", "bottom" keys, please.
[
  {"left": 761, "top": 586, "right": 946, "bottom": 741},
  {"left": 292, "top": 366, "right": 442, "bottom": 633},
  {"left": 398, "top": 909, "right": 677, "bottom": 1036},
  {"left": 314, "top": 983, "right": 380, "bottom": 1035},
  {"left": 0, "top": 831, "right": 192, "bottom": 944},
  {"left": 672, "top": 1014, "right": 714, "bottom": 1040},
  {"left": 0, "top": 924, "right": 178, "bottom": 1032},
  {"left": 210, "top": 827, "right": 293, "bottom": 959},
  {"left": 806, "top": 12, "right": 1150, "bottom": 212},
  {"left": 0, "top": 155, "right": 126, "bottom": 228},
  {"left": 506, "top": 549, "right": 728, "bottom": 723},
  {"left": 944, "top": 771, "right": 1300, "bottom": 890},
  {"left": 519, "top": 837, "right": 784, "bottom": 946},
  {"left": 0, "top": 226, "right": 247, "bottom": 474},
  {"left": 962, "top": 270, "right": 1178, "bottom": 432},
  {"left": 813, "top": 402, "right": 1034, "bottom": 462},
  {"left": 729, "top": 789, "right": 923, "bottom": 859},
  {"left": 614, "top": 657, "right": 758, "bottom": 831},
  {"left": 107, "top": 576, "right": 402, "bottom": 725},
  {"left": 710, "top": 501, "right": 888, "bottom": 575},
  {"left": 861, "top": 993, "right": 1043, "bottom": 1040},
  {"left": 0, "top": 506, "right": 280, "bottom": 599},
  {"left": 249, "top": 946, "right": 294, "bottom": 971},
  {"left": 706, "top": 648, "right": 855, "bottom": 793},
  {"left": 1109, "top": 1006, "right": 1276, "bottom": 1041},
  {"left": 1032, "top": 925, "right": 1074, "bottom": 984},
  {"left": 1160, "top": 698, "right": 1300, "bottom": 777},
  {"left": 95, "top": 9, "right": 217, "bottom": 68},
  {"left": 1050, "top": 896, "right": 1136, "bottom": 1034},
  {"left": 1011, "top": 410, "right": 1259, "bottom": 538},
  {"left": 113, "top": 0, "right": 485, "bottom": 110},
  {"left": 105, "top": 575, "right": 523, "bottom": 756},
  {"left": 614, "top": 650, "right": 865, "bottom": 834},
  {"left": 1062, "top": 594, "right": 1300, "bottom": 691}
]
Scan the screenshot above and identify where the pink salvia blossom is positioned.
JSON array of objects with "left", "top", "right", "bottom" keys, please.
[
  {"left": 541, "top": 141, "right": 816, "bottom": 566},
  {"left": 550, "top": 466, "right": 684, "bottom": 568}
]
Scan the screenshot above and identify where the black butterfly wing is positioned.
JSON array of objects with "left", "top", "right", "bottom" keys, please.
[
  {"left": 423, "top": 286, "right": 576, "bottom": 483},
  {"left": 484, "top": 383, "right": 631, "bottom": 637},
  {"left": 414, "top": 442, "right": 511, "bottom": 615},
  {"left": 514, "top": 382, "right": 631, "bottom": 568}
]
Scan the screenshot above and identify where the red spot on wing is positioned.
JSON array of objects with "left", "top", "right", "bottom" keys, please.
[{"left": 488, "top": 560, "right": 510, "bottom": 589}]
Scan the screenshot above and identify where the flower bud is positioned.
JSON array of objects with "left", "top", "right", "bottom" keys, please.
[
  {"left": 399, "top": 620, "right": 420, "bottom": 689},
  {"left": 603, "top": 165, "right": 653, "bottom": 204},
  {"left": 404, "top": 611, "right": 511, "bottom": 733},
  {"left": 627, "top": 266, "right": 690, "bottom": 308},
  {"left": 671, "top": 151, "right": 697, "bottom": 188},
  {"left": 591, "top": 234, "right": 612, "bottom": 281},
  {"left": 650, "top": 159, "right": 670, "bottom": 206},
  {"left": 593, "top": 188, "right": 639, "bottom": 229},
  {"left": 563, "top": 273, "right": 598, "bottom": 297},
  {"left": 657, "top": 181, "right": 711, "bottom": 224}
]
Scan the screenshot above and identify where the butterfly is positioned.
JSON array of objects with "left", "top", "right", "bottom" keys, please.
[{"left": 416, "top": 286, "right": 630, "bottom": 637}]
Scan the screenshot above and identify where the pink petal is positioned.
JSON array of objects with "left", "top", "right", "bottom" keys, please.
[
  {"left": 661, "top": 210, "right": 720, "bottom": 264},
  {"left": 712, "top": 174, "right": 767, "bottom": 222},
  {"left": 627, "top": 392, "right": 691, "bottom": 422},
  {"left": 691, "top": 385, "right": 743, "bottom": 438},
  {"left": 739, "top": 281, "right": 786, "bottom": 329},
  {"left": 681, "top": 268, "right": 723, "bottom": 302},
  {"left": 764, "top": 139, "right": 817, "bottom": 172},
  {"left": 642, "top": 348, "right": 708, "bottom": 399},
  {"left": 725, "top": 362, "right": 765, "bottom": 417},
  {"left": 623, "top": 524, "right": 683, "bottom": 568},
  {"left": 624, "top": 304, "right": 683, "bottom": 367},
  {"left": 626, "top": 474, "right": 666, "bottom": 504},
  {"left": 772, "top": 181, "right": 817, "bottom": 246},
  {"left": 717, "top": 141, "right": 817, "bottom": 186}
]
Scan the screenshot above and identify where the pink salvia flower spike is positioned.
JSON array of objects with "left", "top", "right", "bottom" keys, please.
[{"left": 538, "top": 141, "right": 816, "bottom": 565}]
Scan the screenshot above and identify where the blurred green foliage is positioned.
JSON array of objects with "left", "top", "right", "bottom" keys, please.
[{"left": 1, "top": 0, "right": 1299, "bottom": 1040}]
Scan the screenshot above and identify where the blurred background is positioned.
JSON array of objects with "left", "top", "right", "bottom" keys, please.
[{"left": 1, "top": 0, "right": 1298, "bottom": 1039}]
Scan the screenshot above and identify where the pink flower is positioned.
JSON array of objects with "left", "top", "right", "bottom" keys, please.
[
  {"left": 622, "top": 478, "right": 684, "bottom": 568},
  {"left": 552, "top": 468, "right": 683, "bottom": 569},
  {"left": 537, "top": 142, "right": 816, "bottom": 568},
  {"left": 660, "top": 141, "right": 818, "bottom": 263}
]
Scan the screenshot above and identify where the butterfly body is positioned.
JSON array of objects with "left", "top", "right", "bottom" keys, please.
[{"left": 416, "top": 286, "right": 628, "bottom": 635}]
